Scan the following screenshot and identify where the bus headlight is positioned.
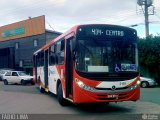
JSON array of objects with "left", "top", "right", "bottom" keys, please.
[
  {"left": 75, "top": 79, "right": 96, "bottom": 92},
  {"left": 130, "top": 80, "right": 140, "bottom": 90},
  {"left": 136, "top": 80, "right": 140, "bottom": 85}
]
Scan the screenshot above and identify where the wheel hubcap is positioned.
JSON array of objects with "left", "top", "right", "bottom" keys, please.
[{"left": 142, "top": 83, "right": 147, "bottom": 87}]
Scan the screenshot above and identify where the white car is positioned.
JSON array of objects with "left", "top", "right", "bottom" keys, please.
[
  {"left": 0, "top": 71, "right": 7, "bottom": 81},
  {"left": 3, "top": 71, "right": 34, "bottom": 85},
  {"left": 0, "top": 69, "right": 13, "bottom": 81},
  {"left": 140, "top": 77, "right": 157, "bottom": 88}
]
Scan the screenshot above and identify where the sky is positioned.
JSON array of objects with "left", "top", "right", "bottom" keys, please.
[{"left": 0, "top": 0, "right": 160, "bottom": 38}]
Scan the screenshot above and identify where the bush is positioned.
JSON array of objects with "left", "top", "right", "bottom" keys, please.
[
  {"left": 138, "top": 35, "right": 160, "bottom": 84},
  {"left": 138, "top": 36, "right": 160, "bottom": 67}
]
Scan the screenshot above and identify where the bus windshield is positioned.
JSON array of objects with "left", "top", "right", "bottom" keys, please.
[{"left": 75, "top": 38, "right": 137, "bottom": 73}]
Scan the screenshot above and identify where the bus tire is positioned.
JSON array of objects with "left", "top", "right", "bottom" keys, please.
[
  {"left": 31, "top": 81, "right": 35, "bottom": 85},
  {"left": 39, "top": 85, "right": 45, "bottom": 93},
  {"left": 57, "top": 84, "right": 67, "bottom": 106}
]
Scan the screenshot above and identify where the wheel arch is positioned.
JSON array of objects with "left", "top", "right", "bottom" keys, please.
[{"left": 141, "top": 81, "right": 149, "bottom": 87}]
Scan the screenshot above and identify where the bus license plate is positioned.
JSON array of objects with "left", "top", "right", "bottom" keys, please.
[{"left": 107, "top": 94, "right": 118, "bottom": 98}]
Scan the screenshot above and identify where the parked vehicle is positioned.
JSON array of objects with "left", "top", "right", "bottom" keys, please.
[
  {"left": 0, "top": 71, "right": 7, "bottom": 81},
  {"left": 0, "top": 69, "right": 13, "bottom": 81},
  {"left": 3, "top": 71, "right": 34, "bottom": 85},
  {"left": 140, "top": 77, "right": 157, "bottom": 88}
]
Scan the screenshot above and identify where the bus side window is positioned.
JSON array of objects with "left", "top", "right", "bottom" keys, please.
[
  {"left": 49, "top": 45, "right": 56, "bottom": 65},
  {"left": 37, "top": 53, "right": 41, "bottom": 67},
  {"left": 37, "top": 51, "right": 44, "bottom": 67},
  {"left": 55, "top": 39, "right": 65, "bottom": 65},
  {"left": 33, "top": 55, "right": 37, "bottom": 67},
  {"left": 41, "top": 52, "right": 44, "bottom": 66}
]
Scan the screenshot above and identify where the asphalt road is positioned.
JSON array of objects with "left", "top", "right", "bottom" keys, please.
[
  {"left": 140, "top": 87, "right": 160, "bottom": 105},
  {"left": 0, "top": 81, "right": 160, "bottom": 117}
]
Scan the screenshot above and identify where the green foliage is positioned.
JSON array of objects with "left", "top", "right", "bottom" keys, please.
[{"left": 138, "top": 36, "right": 160, "bottom": 67}]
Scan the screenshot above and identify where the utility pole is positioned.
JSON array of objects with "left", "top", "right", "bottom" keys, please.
[
  {"left": 137, "top": 0, "right": 154, "bottom": 38},
  {"left": 144, "top": 0, "right": 149, "bottom": 37}
]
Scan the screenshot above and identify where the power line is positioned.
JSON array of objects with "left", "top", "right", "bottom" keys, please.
[
  {"left": 44, "top": 6, "right": 137, "bottom": 30},
  {"left": 137, "top": 0, "right": 155, "bottom": 37},
  {"left": 46, "top": 20, "right": 55, "bottom": 31},
  {"left": 1, "top": 0, "right": 158, "bottom": 33},
  {"left": 0, "top": 0, "right": 63, "bottom": 17},
  {"left": 0, "top": 0, "right": 45, "bottom": 16},
  {"left": 80, "top": 10, "right": 138, "bottom": 23}
]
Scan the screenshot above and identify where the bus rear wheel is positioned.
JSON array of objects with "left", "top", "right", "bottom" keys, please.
[
  {"left": 39, "top": 85, "right": 45, "bottom": 93},
  {"left": 57, "top": 84, "right": 68, "bottom": 106}
]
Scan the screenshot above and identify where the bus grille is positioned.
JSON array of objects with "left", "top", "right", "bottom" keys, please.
[{"left": 96, "top": 87, "right": 129, "bottom": 90}]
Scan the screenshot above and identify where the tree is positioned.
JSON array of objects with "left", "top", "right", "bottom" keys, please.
[{"left": 138, "top": 35, "right": 160, "bottom": 84}]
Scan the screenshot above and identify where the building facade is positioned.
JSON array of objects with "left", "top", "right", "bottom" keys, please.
[{"left": 0, "top": 15, "right": 61, "bottom": 74}]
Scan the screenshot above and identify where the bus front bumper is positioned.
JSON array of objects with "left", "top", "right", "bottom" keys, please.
[{"left": 73, "top": 83, "right": 140, "bottom": 104}]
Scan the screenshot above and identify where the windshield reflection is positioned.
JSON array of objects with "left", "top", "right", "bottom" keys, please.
[
  {"left": 18, "top": 72, "right": 28, "bottom": 76},
  {"left": 75, "top": 38, "right": 136, "bottom": 73}
]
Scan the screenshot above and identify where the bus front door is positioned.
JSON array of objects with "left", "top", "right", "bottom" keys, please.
[{"left": 65, "top": 37, "right": 74, "bottom": 98}]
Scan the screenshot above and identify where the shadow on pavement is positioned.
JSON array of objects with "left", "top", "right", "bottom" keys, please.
[{"left": 73, "top": 103, "right": 132, "bottom": 113}]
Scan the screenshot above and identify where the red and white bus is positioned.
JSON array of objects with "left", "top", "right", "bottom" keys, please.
[{"left": 33, "top": 24, "right": 140, "bottom": 106}]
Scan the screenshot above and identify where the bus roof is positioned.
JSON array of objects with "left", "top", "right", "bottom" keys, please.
[
  {"left": 34, "top": 25, "right": 79, "bottom": 55},
  {"left": 33, "top": 24, "right": 136, "bottom": 55}
]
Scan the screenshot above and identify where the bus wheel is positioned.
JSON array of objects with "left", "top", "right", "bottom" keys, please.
[
  {"left": 39, "top": 85, "right": 45, "bottom": 93},
  {"left": 31, "top": 81, "right": 35, "bottom": 85},
  {"left": 57, "top": 84, "right": 67, "bottom": 106}
]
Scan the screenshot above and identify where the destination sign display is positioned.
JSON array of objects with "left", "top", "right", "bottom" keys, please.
[
  {"left": 77, "top": 25, "right": 137, "bottom": 39},
  {"left": 91, "top": 29, "right": 124, "bottom": 37}
]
